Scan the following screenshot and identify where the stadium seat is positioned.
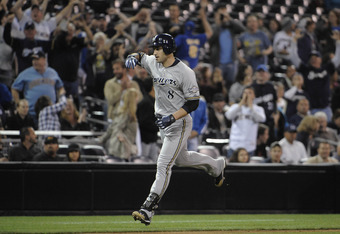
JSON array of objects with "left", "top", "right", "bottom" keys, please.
[
  {"left": 130, "top": 156, "right": 154, "bottom": 163},
  {"left": 81, "top": 145, "right": 106, "bottom": 156},
  {"left": 198, "top": 145, "right": 220, "bottom": 159},
  {"left": 57, "top": 144, "right": 69, "bottom": 156},
  {"left": 249, "top": 156, "right": 265, "bottom": 163}
]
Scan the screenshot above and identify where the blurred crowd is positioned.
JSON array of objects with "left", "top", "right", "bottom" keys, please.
[{"left": 0, "top": 0, "right": 340, "bottom": 164}]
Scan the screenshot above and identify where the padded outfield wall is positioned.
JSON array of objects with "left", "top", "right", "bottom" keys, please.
[{"left": 0, "top": 163, "right": 339, "bottom": 215}]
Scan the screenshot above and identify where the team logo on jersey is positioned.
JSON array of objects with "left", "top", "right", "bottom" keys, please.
[
  {"left": 154, "top": 77, "right": 177, "bottom": 86},
  {"left": 188, "top": 86, "right": 199, "bottom": 94}
]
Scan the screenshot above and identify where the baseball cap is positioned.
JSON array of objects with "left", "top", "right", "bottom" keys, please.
[
  {"left": 284, "top": 124, "right": 297, "bottom": 132},
  {"left": 212, "top": 93, "right": 225, "bottom": 102},
  {"left": 24, "top": 21, "right": 35, "bottom": 30},
  {"left": 67, "top": 143, "right": 80, "bottom": 153},
  {"left": 309, "top": 50, "right": 321, "bottom": 58},
  {"left": 44, "top": 136, "right": 58, "bottom": 144},
  {"left": 31, "top": 50, "right": 45, "bottom": 59},
  {"left": 256, "top": 64, "right": 268, "bottom": 72},
  {"left": 185, "top": 21, "right": 195, "bottom": 31}
]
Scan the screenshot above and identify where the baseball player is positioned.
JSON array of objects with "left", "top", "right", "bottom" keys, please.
[{"left": 125, "top": 33, "right": 226, "bottom": 225}]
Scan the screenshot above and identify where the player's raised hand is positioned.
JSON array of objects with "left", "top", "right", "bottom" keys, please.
[
  {"left": 125, "top": 55, "right": 138, "bottom": 69},
  {"left": 156, "top": 115, "right": 176, "bottom": 129}
]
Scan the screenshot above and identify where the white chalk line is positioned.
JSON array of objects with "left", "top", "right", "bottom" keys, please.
[{"left": 41, "top": 219, "right": 295, "bottom": 225}]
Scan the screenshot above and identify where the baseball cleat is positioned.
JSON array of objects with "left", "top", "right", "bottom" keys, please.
[
  {"left": 132, "top": 209, "right": 154, "bottom": 226},
  {"left": 215, "top": 158, "right": 226, "bottom": 187}
]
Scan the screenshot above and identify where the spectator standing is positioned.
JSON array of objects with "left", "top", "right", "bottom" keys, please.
[
  {"left": 205, "top": 93, "right": 229, "bottom": 140},
  {"left": 34, "top": 91, "right": 67, "bottom": 135},
  {"left": 252, "top": 64, "right": 277, "bottom": 142},
  {"left": 83, "top": 31, "right": 111, "bottom": 98},
  {"left": 5, "top": 99, "right": 35, "bottom": 130},
  {"left": 33, "top": 136, "right": 63, "bottom": 161},
  {"left": 4, "top": 19, "right": 50, "bottom": 73},
  {"left": 273, "top": 17, "right": 297, "bottom": 64},
  {"left": 290, "top": 32, "right": 340, "bottom": 122},
  {"left": 0, "top": 10, "right": 14, "bottom": 87},
  {"left": 136, "top": 78, "right": 159, "bottom": 162},
  {"left": 197, "top": 65, "right": 225, "bottom": 104},
  {"left": 298, "top": 18, "right": 320, "bottom": 64},
  {"left": 304, "top": 141, "right": 339, "bottom": 164},
  {"left": 104, "top": 59, "right": 142, "bottom": 120},
  {"left": 315, "top": 9, "right": 340, "bottom": 57},
  {"left": 281, "top": 64, "right": 296, "bottom": 91},
  {"left": 226, "top": 86, "right": 266, "bottom": 157},
  {"left": 228, "top": 63, "right": 253, "bottom": 105},
  {"left": 8, "top": 126, "right": 41, "bottom": 161},
  {"left": 237, "top": 14, "right": 272, "bottom": 71},
  {"left": 10, "top": 0, "right": 78, "bottom": 41},
  {"left": 11, "top": 51, "right": 65, "bottom": 120},
  {"left": 279, "top": 124, "right": 308, "bottom": 164},
  {"left": 49, "top": 18, "right": 93, "bottom": 100},
  {"left": 98, "top": 88, "right": 139, "bottom": 161},
  {"left": 163, "top": 3, "right": 183, "bottom": 38},
  {"left": 267, "top": 18, "right": 281, "bottom": 42},
  {"left": 209, "top": 4, "right": 246, "bottom": 89},
  {"left": 128, "top": 7, "right": 163, "bottom": 44},
  {"left": 284, "top": 73, "right": 310, "bottom": 120},
  {"left": 175, "top": 0, "right": 212, "bottom": 69}
]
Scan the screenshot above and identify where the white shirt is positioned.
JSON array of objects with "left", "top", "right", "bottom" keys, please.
[
  {"left": 226, "top": 104, "right": 266, "bottom": 152},
  {"left": 19, "top": 14, "right": 57, "bottom": 41},
  {"left": 279, "top": 138, "right": 308, "bottom": 164}
]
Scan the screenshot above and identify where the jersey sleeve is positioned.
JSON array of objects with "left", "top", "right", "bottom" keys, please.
[
  {"left": 140, "top": 54, "right": 155, "bottom": 76},
  {"left": 181, "top": 66, "right": 200, "bottom": 101}
]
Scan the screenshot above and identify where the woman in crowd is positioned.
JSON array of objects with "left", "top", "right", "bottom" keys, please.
[
  {"left": 98, "top": 88, "right": 138, "bottom": 161},
  {"left": 228, "top": 63, "right": 253, "bottom": 105},
  {"left": 229, "top": 147, "right": 250, "bottom": 163},
  {"left": 296, "top": 115, "right": 320, "bottom": 152},
  {"left": 59, "top": 98, "right": 90, "bottom": 132}
]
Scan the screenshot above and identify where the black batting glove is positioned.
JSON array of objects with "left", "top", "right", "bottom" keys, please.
[{"left": 155, "top": 114, "right": 176, "bottom": 129}]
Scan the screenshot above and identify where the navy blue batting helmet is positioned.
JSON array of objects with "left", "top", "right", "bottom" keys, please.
[{"left": 151, "top": 33, "right": 176, "bottom": 55}]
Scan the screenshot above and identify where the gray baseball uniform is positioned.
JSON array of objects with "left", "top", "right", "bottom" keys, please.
[{"left": 141, "top": 54, "right": 225, "bottom": 198}]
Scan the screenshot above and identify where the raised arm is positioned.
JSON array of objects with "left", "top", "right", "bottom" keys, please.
[
  {"left": 199, "top": 0, "right": 213, "bottom": 39},
  {"left": 55, "top": 0, "right": 78, "bottom": 24},
  {"left": 9, "top": 0, "right": 24, "bottom": 21}
]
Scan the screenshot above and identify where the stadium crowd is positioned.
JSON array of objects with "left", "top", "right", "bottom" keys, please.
[{"left": 0, "top": 0, "right": 340, "bottom": 164}]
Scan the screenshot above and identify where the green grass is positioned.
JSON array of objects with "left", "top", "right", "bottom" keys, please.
[{"left": 0, "top": 214, "right": 340, "bottom": 233}]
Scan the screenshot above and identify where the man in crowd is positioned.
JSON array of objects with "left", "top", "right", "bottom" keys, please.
[
  {"left": 104, "top": 59, "right": 142, "bottom": 120},
  {"left": 11, "top": 51, "right": 65, "bottom": 121},
  {"left": 8, "top": 127, "right": 41, "bottom": 161},
  {"left": 226, "top": 86, "right": 266, "bottom": 157},
  {"left": 279, "top": 124, "right": 308, "bottom": 164},
  {"left": 304, "top": 141, "right": 338, "bottom": 164},
  {"left": 33, "top": 136, "right": 63, "bottom": 161}
]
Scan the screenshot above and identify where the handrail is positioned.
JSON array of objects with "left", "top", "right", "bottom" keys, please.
[{"left": 0, "top": 130, "right": 104, "bottom": 136}]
